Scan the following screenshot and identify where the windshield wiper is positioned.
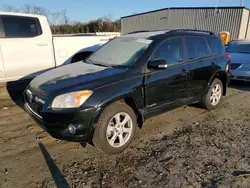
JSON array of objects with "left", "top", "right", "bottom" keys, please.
[
  {"left": 83, "top": 59, "right": 127, "bottom": 68},
  {"left": 83, "top": 59, "right": 110, "bottom": 67},
  {"left": 82, "top": 59, "right": 91, "bottom": 64},
  {"left": 91, "top": 62, "right": 110, "bottom": 67}
]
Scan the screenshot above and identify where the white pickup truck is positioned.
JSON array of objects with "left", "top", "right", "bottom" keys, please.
[{"left": 0, "top": 12, "right": 120, "bottom": 82}]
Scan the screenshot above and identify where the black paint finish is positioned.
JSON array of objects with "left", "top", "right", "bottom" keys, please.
[{"left": 23, "top": 31, "right": 230, "bottom": 142}]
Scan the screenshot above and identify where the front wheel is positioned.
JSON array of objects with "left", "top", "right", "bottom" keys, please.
[
  {"left": 92, "top": 101, "right": 137, "bottom": 155},
  {"left": 200, "top": 78, "right": 223, "bottom": 110}
]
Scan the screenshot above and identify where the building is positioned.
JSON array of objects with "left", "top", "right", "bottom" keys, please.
[{"left": 121, "top": 7, "right": 250, "bottom": 40}]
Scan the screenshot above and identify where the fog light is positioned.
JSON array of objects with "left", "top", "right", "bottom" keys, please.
[{"left": 68, "top": 124, "right": 77, "bottom": 135}]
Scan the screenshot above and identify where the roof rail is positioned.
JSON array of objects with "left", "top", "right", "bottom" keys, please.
[
  {"left": 124, "top": 29, "right": 215, "bottom": 35},
  {"left": 124, "top": 29, "right": 166, "bottom": 35},
  {"left": 167, "top": 29, "right": 215, "bottom": 35},
  {"left": 124, "top": 30, "right": 150, "bottom": 35}
]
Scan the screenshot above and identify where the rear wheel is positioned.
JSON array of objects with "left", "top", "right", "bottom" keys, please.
[
  {"left": 200, "top": 78, "right": 223, "bottom": 110},
  {"left": 92, "top": 101, "right": 137, "bottom": 155}
]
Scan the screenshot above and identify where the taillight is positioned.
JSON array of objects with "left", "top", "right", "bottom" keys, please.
[{"left": 225, "top": 52, "right": 231, "bottom": 60}]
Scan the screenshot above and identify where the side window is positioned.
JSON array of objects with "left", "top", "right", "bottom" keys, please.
[
  {"left": 185, "top": 37, "right": 207, "bottom": 60},
  {"left": 207, "top": 37, "right": 221, "bottom": 55},
  {"left": 1, "top": 16, "right": 42, "bottom": 38},
  {"left": 152, "top": 38, "right": 183, "bottom": 65}
]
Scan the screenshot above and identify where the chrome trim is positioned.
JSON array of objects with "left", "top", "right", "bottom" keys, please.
[
  {"left": 34, "top": 96, "right": 45, "bottom": 104},
  {"left": 25, "top": 103, "right": 42, "bottom": 119}
]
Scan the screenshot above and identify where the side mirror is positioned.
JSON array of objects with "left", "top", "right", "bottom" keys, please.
[{"left": 148, "top": 59, "right": 168, "bottom": 69}]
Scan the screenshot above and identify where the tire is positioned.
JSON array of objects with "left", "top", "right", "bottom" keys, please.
[
  {"left": 200, "top": 78, "right": 223, "bottom": 110},
  {"left": 92, "top": 101, "right": 137, "bottom": 155}
]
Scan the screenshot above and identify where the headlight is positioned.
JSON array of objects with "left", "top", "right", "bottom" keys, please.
[{"left": 52, "top": 90, "right": 93, "bottom": 109}]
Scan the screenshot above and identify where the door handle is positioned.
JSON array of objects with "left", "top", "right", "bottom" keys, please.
[{"left": 36, "top": 42, "right": 48, "bottom": 46}]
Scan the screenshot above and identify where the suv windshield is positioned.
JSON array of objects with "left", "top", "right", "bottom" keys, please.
[
  {"left": 226, "top": 44, "right": 250, "bottom": 53},
  {"left": 87, "top": 37, "right": 152, "bottom": 67}
]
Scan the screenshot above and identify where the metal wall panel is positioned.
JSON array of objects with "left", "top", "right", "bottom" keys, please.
[
  {"left": 239, "top": 9, "right": 249, "bottom": 39},
  {"left": 121, "top": 8, "right": 246, "bottom": 40},
  {"left": 245, "top": 12, "right": 250, "bottom": 38}
]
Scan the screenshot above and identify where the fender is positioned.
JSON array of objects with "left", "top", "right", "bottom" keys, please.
[
  {"left": 89, "top": 81, "right": 145, "bottom": 128},
  {"left": 205, "top": 70, "right": 230, "bottom": 96}
]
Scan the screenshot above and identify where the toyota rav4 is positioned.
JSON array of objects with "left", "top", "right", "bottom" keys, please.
[{"left": 23, "top": 29, "right": 231, "bottom": 154}]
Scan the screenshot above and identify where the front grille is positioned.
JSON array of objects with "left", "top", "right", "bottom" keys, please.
[
  {"left": 25, "top": 87, "right": 46, "bottom": 118},
  {"left": 28, "top": 87, "right": 46, "bottom": 99},
  {"left": 230, "top": 63, "right": 242, "bottom": 70}
]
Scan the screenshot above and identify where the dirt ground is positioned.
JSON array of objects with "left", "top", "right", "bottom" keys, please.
[{"left": 0, "top": 81, "right": 250, "bottom": 188}]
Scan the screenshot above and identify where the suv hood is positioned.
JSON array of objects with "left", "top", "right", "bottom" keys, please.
[
  {"left": 229, "top": 53, "right": 250, "bottom": 64},
  {"left": 30, "top": 62, "right": 127, "bottom": 94}
]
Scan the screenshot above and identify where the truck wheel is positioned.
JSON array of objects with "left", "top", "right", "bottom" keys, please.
[
  {"left": 92, "top": 101, "right": 137, "bottom": 155},
  {"left": 200, "top": 78, "right": 223, "bottom": 110}
]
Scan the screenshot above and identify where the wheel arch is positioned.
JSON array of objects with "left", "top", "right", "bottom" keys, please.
[
  {"left": 208, "top": 70, "right": 229, "bottom": 96},
  {"left": 92, "top": 94, "right": 144, "bottom": 129}
]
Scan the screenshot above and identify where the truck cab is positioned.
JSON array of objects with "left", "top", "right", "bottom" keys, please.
[
  {"left": 0, "top": 12, "right": 119, "bottom": 82},
  {"left": 0, "top": 12, "right": 55, "bottom": 82}
]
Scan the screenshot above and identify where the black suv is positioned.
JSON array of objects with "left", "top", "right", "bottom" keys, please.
[{"left": 24, "top": 29, "right": 230, "bottom": 154}]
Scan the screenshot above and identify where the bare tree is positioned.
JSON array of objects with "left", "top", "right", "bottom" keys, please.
[
  {"left": 21, "top": 4, "right": 50, "bottom": 17},
  {"left": 0, "top": 5, "right": 121, "bottom": 33},
  {"left": 50, "top": 12, "right": 61, "bottom": 25},
  {"left": 61, "top": 9, "right": 69, "bottom": 25}
]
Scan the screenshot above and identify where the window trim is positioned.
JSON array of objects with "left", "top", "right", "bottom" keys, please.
[
  {"left": 0, "top": 15, "right": 43, "bottom": 38},
  {"left": 184, "top": 36, "right": 210, "bottom": 62},
  {"left": 148, "top": 36, "right": 186, "bottom": 68}
]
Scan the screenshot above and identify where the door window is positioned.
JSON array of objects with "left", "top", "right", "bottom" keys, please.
[
  {"left": 1, "top": 15, "right": 42, "bottom": 38},
  {"left": 152, "top": 38, "right": 184, "bottom": 65},
  {"left": 185, "top": 37, "right": 207, "bottom": 60}
]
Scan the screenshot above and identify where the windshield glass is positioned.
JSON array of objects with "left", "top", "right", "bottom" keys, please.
[
  {"left": 87, "top": 37, "right": 152, "bottom": 67},
  {"left": 226, "top": 44, "right": 250, "bottom": 53}
]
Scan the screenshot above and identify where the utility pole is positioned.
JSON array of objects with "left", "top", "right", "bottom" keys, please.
[{"left": 241, "top": 0, "right": 244, "bottom": 6}]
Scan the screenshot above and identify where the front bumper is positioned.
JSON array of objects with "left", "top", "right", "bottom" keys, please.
[
  {"left": 230, "top": 70, "right": 250, "bottom": 82},
  {"left": 24, "top": 100, "right": 97, "bottom": 142}
]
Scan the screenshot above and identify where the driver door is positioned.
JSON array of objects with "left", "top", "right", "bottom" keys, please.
[{"left": 144, "top": 37, "right": 189, "bottom": 117}]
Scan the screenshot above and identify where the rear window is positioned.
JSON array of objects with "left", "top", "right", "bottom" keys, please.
[
  {"left": 185, "top": 37, "right": 207, "bottom": 60},
  {"left": 1, "top": 15, "right": 42, "bottom": 38},
  {"left": 207, "top": 37, "right": 221, "bottom": 55}
]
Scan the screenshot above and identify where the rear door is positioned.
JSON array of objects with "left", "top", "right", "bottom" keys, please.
[
  {"left": 184, "top": 36, "right": 213, "bottom": 102},
  {"left": 144, "top": 37, "right": 189, "bottom": 117},
  {"left": 0, "top": 15, "right": 54, "bottom": 81}
]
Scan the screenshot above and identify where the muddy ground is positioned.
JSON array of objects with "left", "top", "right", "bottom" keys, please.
[{"left": 0, "top": 81, "right": 250, "bottom": 188}]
